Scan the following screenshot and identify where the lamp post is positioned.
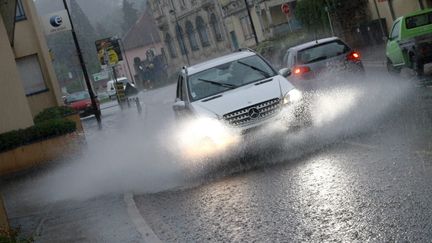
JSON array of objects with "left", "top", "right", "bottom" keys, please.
[
  {"left": 244, "top": 0, "right": 259, "bottom": 45},
  {"left": 169, "top": 0, "right": 190, "bottom": 66},
  {"left": 62, "top": 0, "right": 101, "bottom": 128}
]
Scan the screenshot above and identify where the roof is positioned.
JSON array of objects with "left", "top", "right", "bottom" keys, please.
[
  {"left": 123, "top": 11, "right": 161, "bottom": 51},
  {"left": 186, "top": 51, "right": 257, "bottom": 75},
  {"left": 288, "top": 37, "right": 341, "bottom": 51}
]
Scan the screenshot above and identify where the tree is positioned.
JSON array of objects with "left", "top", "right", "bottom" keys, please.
[
  {"left": 122, "top": 0, "right": 138, "bottom": 32},
  {"left": 295, "top": 0, "right": 328, "bottom": 32},
  {"left": 70, "top": 0, "right": 101, "bottom": 75},
  {"left": 295, "top": 0, "right": 370, "bottom": 40}
]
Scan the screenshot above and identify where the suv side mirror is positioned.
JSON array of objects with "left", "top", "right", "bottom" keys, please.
[
  {"left": 173, "top": 99, "right": 186, "bottom": 111},
  {"left": 279, "top": 68, "right": 291, "bottom": 78}
]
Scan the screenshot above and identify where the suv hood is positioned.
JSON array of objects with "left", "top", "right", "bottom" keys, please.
[{"left": 191, "top": 75, "right": 294, "bottom": 118}]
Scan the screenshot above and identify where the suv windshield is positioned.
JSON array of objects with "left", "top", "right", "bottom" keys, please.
[
  {"left": 188, "top": 55, "right": 276, "bottom": 101},
  {"left": 406, "top": 12, "right": 432, "bottom": 29},
  {"left": 297, "top": 40, "right": 350, "bottom": 64}
]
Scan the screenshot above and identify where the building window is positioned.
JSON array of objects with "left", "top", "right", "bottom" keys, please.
[
  {"left": 186, "top": 21, "right": 199, "bottom": 51},
  {"left": 15, "top": 0, "right": 26, "bottom": 21},
  {"left": 240, "top": 16, "right": 254, "bottom": 40},
  {"left": 210, "top": 13, "right": 223, "bottom": 42},
  {"left": 196, "top": 16, "right": 210, "bottom": 47},
  {"left": 175, "top": 25, "right": 188, "bottom": 55},
  {"left": 16, "top": 55, "right": 48, "bottom": 96},
  {"left": 180, "top": 0, "right": 187, "bottom": 9},
  {"left": 165, "top": 33, "right": 177, "bottom": 58}
]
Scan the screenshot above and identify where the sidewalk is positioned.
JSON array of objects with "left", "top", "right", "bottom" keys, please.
[{"left": 360, "top": 44, "right": 387, "bottom": 67}]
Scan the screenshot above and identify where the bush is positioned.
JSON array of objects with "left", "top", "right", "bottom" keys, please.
[
  {"left": 0, "top": 119, "right": 76, "bottom": 153},
  {"left": 33, "top": 106, "right": 75, "bottom": 124},
  {"left": 0, "top": 227, "right": 33, "bottom": 243}
]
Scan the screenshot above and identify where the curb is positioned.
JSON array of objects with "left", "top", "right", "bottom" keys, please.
[{"left": 124, "top": 193, "right": 162, "bottom": 243}]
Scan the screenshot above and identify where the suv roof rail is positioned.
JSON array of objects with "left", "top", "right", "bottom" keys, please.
[{"left": 237, "top": 48, "right": 255, "bottom": 53}]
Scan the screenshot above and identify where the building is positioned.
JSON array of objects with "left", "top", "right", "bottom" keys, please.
[
  {"left": 0, "top": 0, "right": 62, "bottom": 134},
  {"left": 148, "top": 0, "right": 232, "bottom": 71},
  {"left": 219, "top": 0, "right": 301, "bottom": 49},
  {"left": 369, "top": 0, "right": 432, "bottom": 32},
  {"left": 122, "top": 11, "right": 164, "bottom": 83}
]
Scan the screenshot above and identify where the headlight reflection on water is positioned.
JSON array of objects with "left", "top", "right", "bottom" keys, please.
[{"left": 176, "top": 117, "right": 240, "bottom": 158}]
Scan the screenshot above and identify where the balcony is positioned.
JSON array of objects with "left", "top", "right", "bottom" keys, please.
[
  {"left": 201, "top": 0, "right": 216, "bottom": 11},
  {"left": 155, "top": 14, "right": 169, "bottom": 31}
]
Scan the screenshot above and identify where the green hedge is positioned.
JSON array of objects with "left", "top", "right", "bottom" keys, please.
[
  {"left": 33, "top": 106, "right": 75, "bottom": 124},
  {"left": 0, "top": 119, "right": 76, "bottom": 153}
]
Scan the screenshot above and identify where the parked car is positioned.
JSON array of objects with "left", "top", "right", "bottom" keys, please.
[
  {"left": 386, "top": 8, "right": 432, "bottom": 75},
  {"left": 283, "top": 37, "right": 364, "bottom": 91},
  {"left": 65, "top": 91, "right": 100, "bottom": 117},
  {"left": 173, "top": 50, "right": 309, "bottom": 153}
]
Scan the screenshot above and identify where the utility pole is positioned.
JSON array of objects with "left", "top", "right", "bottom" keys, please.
[
  {"left": 63, "top": 0, "right": 102, "bottom": 128},
  {"left": 373, "top": 0, "right": 387, "bottom": 40},
  {"left": 244, "top": 0, "right": 259, "bottom": 45},
  {"left": 118, "top": 38, "right": 135, "bottom": 84}
]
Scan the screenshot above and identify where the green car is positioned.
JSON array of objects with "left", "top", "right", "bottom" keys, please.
[{"left": 386, "top": 8, "right": 432, "bottom": 75}]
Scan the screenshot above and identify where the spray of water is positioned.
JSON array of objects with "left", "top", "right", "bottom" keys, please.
[{"left": 6, "top": 73, "right": 413, "bottom": 204}]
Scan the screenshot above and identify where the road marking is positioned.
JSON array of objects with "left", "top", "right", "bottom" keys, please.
[
  {"left": 343, "top": 141, "right": 377, "bottom": 150},
  {"left": 124, "top": 193, "right": 162, "bottom": 243},
  {"left": 415, "top": 150, "right": 432, "bottom": 157}
]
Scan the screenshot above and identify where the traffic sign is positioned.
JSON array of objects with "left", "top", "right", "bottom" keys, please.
[
  {"left": 92, "top": 71, "right": 109, "bottom": 82},
  {"left": 281, "top": 3, "right": 290, "bottom": 15}
]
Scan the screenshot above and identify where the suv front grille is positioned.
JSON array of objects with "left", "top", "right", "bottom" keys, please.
[{"left": 223, "top": 98, "right": 281, "bottom": 127}]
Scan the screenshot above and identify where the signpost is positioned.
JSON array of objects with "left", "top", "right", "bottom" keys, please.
[
  {"left": 281, "top": 3, "right": 293, "bottom": 32},
  {"left": 92, "top": 71, "right": 109, "bottom": 82},
  {"left": 95, "top": 38, "right": 123, "bottom": 67},
  {"left": 95, "top": 38, "right": 127, "bottom": 106}
]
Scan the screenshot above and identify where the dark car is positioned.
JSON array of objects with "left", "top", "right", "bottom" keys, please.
[
  {"left": 65, "top": 91, "right": 99, "bottom": 117},
  {"left": 283, "top": 37, "right": 365, "bottom": 91}
]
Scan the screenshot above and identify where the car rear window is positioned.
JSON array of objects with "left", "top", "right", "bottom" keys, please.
[
  {"left": 406, "top": 12, "right": 432, "bottom": 29},
  {"left": 297, "top": 40, "right": 350, "bottom": 64}
]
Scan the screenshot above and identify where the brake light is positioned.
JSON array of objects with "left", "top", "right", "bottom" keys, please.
[
  {"left": 347, "top": 51, "right": 361, "bottom": 61},
  {"left": 293, "top": 66, "right": 311, "bottom": 75}
]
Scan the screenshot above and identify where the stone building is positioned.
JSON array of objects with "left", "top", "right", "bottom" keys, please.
[
  {"left": 220, "top": 0, "right": 300, "bottom": 49},
  {"left": 148, "top": 0, "right": 232, "bottom": 71}
]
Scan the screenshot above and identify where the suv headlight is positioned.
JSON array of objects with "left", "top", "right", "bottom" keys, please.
[{"left": 283, "top": 89, "right": 303, "bottom": 105}]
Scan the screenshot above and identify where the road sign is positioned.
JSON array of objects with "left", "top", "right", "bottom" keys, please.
[
  {"left": 281, "top": 3, "right": 290, "bottom": 15},
  {"left": 95, "top": 38, "right": 123, "bottom": 67},
  {"left": 92, "top": 71, "right": 109, "bottom": 82},
  {"left": 42, "top": 10, "right": 72, "bottom": 35}
]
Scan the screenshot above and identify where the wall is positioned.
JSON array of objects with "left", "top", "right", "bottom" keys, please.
[
  {"left": 0, "top": 196, "right": 9, "bottom": 231},
  {"left": 368, "top": 0, "right": 427, "bottom": 32},
  {"left": 13, "top": 0, "right": 62, "bottom": 117},
  {"left": 0, "top": 15, "right": 34, "bottom": 134}
]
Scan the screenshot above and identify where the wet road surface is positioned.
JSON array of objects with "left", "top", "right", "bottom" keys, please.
[
  {"left": 1, "top": 66, "right": 432, "bottom": 242},
  {"left": 134, "top": 69, "right": 432, "bottom": 242}
]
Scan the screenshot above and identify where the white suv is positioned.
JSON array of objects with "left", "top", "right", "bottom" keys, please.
[{"left": 173, "top": 50, "right": 306, "bottom": 135}]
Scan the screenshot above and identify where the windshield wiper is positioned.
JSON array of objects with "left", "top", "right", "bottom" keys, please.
[
  {"left": 237, "top": 61, "right": 271, "bottom": 78},
  {"left": 197, "top": 78, "right": 237, "bottom": 89}
]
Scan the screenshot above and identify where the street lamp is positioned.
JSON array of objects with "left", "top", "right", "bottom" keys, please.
[
  {"left": 62, "top": 0, "right": 102, "bottom": 128},
  {"left": 169, "top": 0, "right": 190, "bottom": 66},
  {"left": 244, "top": 0, "right": 259, "bottom": 45}
]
